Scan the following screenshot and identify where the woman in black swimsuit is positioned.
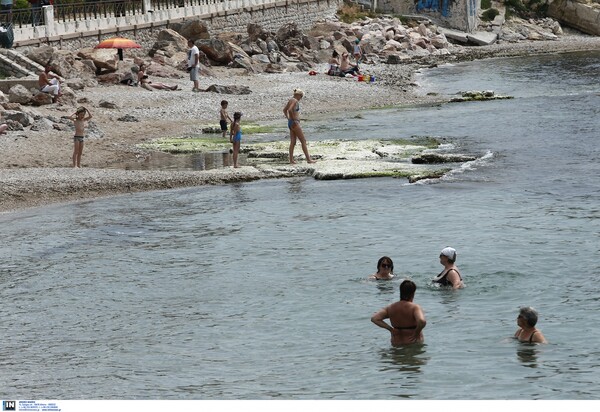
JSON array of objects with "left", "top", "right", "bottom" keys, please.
[
  {"left": 432, "top": 247, "right": 464, "bottom": 289},
  {"left": 514, "top": 307, "right": 547, "bottom": 344}
]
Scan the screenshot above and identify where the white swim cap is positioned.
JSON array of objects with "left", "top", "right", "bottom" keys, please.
[{"left": 440, "top": 247, "right": 457, "bottom": 261}]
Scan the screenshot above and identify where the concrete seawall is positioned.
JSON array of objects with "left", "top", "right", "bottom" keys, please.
[{"left": 12, "top": 0, "right": 343, "bottom": 50}]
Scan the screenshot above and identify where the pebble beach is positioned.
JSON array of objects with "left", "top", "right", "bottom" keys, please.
[{"left": 1, "top": 33, "right": 600, "bottom": 214}]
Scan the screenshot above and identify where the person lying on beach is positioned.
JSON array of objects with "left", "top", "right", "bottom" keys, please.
[
  {"left": 368, "top": 256, "right": 395, "bottom": 280},
  {"left": 137, "top": 64, "right": 178, "bottom": 91},
  {"left": 371, "top": 280, "right": 426, "bottom": 345},
  {"left": 432, "top": 247, "right": 464, "bottom": 289},
  {"left": 514, "top": 306, "right": 547, "bottom": 344}
]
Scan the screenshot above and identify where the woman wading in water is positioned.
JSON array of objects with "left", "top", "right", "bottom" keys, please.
[{"left": 283, "top": 88, "right": 316, "bottom": 164}]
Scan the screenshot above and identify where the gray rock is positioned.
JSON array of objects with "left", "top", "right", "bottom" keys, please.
[
  {"left": 99, "top": 100, "right": 119, "bottom": 109},
  {"left": 411, "top": 153, "right": 477, "bottom": 164},
  {"left": 30, "top": 117, "right": 54, "bottom": 131},
  {"left": 3, "top": 110, "right": 34, "bottom": 127},
  {"left": 117, "top": 114, "right": 138, "bottom": 122},
  {"left": 8, "top": 84, "right": 31, "bottom": 104},
  {"left": 30, "top": 92, "right": 54, "bottom": 106},
  {"left": 205, "top": 84, "right": 252, "bottom": 95}
]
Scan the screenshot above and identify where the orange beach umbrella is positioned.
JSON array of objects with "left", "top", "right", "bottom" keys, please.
[
  {"left": 95, "top": 37, "right": 142, "bottom": 60},
  {"left": 95, "top": 37, "right": 142, "bottom": 49}
]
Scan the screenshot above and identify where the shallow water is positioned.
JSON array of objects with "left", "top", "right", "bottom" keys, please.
[{"left": 1, "top": 51, "right": 599, "bottom": 399}]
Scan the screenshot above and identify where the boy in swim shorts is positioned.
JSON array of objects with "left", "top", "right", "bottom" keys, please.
[
  {"left": 220, "top": 100, "right": 232, "bottom": 138},
  {"left": 68, "top": 107, "right": 92, "bottom": 168}
]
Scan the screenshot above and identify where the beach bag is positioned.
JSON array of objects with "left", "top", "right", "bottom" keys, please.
[{"left": 0, "top": 23, "right": 14, "bottom": 49}]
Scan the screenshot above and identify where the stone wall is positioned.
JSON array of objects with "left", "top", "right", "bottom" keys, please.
[
  {"left": 378, "top": 0, "right": 478, "bottom": 32},
  {"left": 12, "top": 0, "right": 343, "bottom": 51}
]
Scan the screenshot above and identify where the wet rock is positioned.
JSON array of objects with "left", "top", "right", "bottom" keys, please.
[{"left": 411, "top": 153, "right": 477, "bottom": 164}]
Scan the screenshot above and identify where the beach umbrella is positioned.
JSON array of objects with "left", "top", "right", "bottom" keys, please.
[{"left": 95, "top": 37, "right": 142, "bottom": 61}]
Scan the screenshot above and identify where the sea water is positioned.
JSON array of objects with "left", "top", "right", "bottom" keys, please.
[{"left": 1, "top": 51, "right": 599, "bottom": 399}]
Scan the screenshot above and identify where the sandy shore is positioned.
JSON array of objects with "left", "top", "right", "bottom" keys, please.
[{"left": 2, "top": 34, "right": 600, "bottom": 214}]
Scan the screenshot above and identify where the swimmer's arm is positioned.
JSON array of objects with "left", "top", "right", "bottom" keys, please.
[
  {"left": 532, "top": 331, "right": 547, "bottom": 344},
  {"left": 371, "top": 307, "right": 393, "bottom": 332},
  {"left": 447, "top": 269, "right": 462, "bottom": 289}
]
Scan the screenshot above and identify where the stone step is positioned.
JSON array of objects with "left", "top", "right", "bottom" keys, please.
[
  {"left": 0, "top": 49, "right": 44, "bottom": 75},
  {"left": 0, "top": 51, "right": 35, "bottom": 78}
]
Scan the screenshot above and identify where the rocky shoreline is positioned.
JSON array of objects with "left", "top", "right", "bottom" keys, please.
[{"left": 1, "top": 18, "right": 600, "bottom": 214}]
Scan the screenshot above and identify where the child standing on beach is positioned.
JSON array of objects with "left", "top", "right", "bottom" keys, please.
[
  {"left": 220, "top": 100, "right": 232, "bottom": 138},
  {"left": 68, "top": 106, "right": 92, "bottom": 168},
  {"left": 229, "top": 112, "right": 242, "bottom": 168}
]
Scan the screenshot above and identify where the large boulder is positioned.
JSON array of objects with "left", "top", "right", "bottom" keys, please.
[
  {"left": 30, "top": 92, "right": 54, "bottom": 106},
  {"left": 149, "top": 29, "right": 189, "bottom": 58},
  {"left": 8, "top": 84, "right": 31, "bottom": 104},
  {"left": 2, "top": 110, "right": 34, "bottom": 127},
  {"left": 175, "top": 20, "right": 210, "bottom": 41},
  {"left": 197, "top": 39, "right": 234, "bottom": 65},
  {"left": 247, "top": 23, "right": 269, "bottom": 42},
  {"left": 23, "top": 45, "right": 54, "bottom": 67},
  {"left": 77, "top": 48, "right": 118, "bottom": 74},
  {"left": 548, "top": 0, "right": 600, "bottom": 36}
]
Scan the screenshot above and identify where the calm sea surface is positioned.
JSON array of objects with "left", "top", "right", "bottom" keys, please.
[{"left": 1, "top": 51, "right": 599, "bottom": 400}]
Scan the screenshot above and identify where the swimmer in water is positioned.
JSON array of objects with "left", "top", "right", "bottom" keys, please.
[{"left": 367, "top": 256, "right": 395, "bottom": 280}]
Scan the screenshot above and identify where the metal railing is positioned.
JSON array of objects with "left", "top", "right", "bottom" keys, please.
[{"left": 54, "top": 1, "right": 144, "bottom": 23}]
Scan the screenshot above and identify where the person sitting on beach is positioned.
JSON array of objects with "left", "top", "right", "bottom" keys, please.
[
  {"left": 38, "top": 65, "right": 62, "bottom": 103},
  {"left": 368, "top": 256, "right": 395, "bottom": 280},
  {"left": 371, "top": 280, "right": 426, "bottom": 345},
  {"left": 137, "top": 64, "right": 178, "bottom": 91},
  {"left": 0, "top": 123, "right": 8, "bottom": 135},
  {"left": 340, "top": 52, "right": 360, "bottom": 76},
  {"left": 327, "top": 50, "right": 341, "bottom": 76},
  {"left": 432, "top": 247, "right": 464, "bottom": 289},
  {"left": 514, "top": 306, "right": 547, "bottom": 344}
]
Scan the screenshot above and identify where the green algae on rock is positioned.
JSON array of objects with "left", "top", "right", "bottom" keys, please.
[{"left": 450, "top": 90, "right": 514, "bottom": 102}]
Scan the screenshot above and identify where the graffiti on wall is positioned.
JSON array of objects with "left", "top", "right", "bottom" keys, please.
[{"left": 415, "top": 0, "right": 454, "bottom": 17}]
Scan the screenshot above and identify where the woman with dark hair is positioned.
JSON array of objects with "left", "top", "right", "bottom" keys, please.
[
  {"left": 432, "top": 247, "right": 464, "bottom": 289},
  {"left": 514, "top": 307, "right": 547, "bottom": 343},
  {"left": 368, "top": 256, "right": 394, "bottom": 280}
]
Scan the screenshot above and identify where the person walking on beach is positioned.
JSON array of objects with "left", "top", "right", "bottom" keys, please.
[
  {"left": 371, "top": 280, "right": 426, "bottom": 345},
  {"left": 187, "top": 39, "right": 201, "bottom": 92},
  {"left": 514, "top": 307, "right": 547, "bottom": 344},
  {"left": 353, "top": 38, "right": 363, "bottom": 63},
  {"left": 220, "top": 100, "right": 232, "bottom": 138},
  {"left": 432, "top": 247, "right": 464, "bottom": 289},
  {"left": 283, "top": 88, "right": 316, "bottom": 164},
  {"left": 229, "top": 111, "right": 242, "bottom": 168},
  {"left": 68, "top": 106, "right": 92, "bottom": 168}
]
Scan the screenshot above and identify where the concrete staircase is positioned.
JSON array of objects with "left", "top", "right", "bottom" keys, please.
[{"left": 0, "top": 48, "right": 44, "bottom": 78}]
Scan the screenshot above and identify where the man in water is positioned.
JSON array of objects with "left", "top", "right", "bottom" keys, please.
[{"left": 371, "top": 280, "right": 426, "bottom": 345}]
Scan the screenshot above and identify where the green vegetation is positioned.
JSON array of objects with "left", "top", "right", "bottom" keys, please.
[
  {"left": 138, "top": 137, "right": 231, "bottom": 154},
  {"left": 503, "top": 0, "right": 549, "bottom": 19},
  {"left": 337, "top": 2, "right": 376, "bottom": 24},
  {"left": 481, "top": 8, "right": 500, "bottom": 21},
  {"left": 481, "top": 0, "right": 492, "bottom": 9},
  {"left": 390, "top": 136, "right": 441, "bottom": 149}
]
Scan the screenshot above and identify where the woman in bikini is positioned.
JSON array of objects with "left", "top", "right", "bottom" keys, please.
[
  {"left": 432, "top": 247, "right": 464, "bottom": 289},
  {"left": 283, "top": 88, "right": 316, "bottom": 165},
  {"left": 368, "top": 256, "right": 395, "bottom": 280},
  {"left": 514, "top": 307, "right": 547, "bottom": 344}
]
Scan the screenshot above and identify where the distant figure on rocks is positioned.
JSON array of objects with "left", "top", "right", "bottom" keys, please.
[
  {"left": 371, "top": 280, "right": 427, "bottom": 345},
  {"left": 368, "top": 256, "right": 395, "bottom": 280},
  {"left": 187, "top": 39, "right": 201, "bottom": 92},
  {"left": 229, "top": 111, "right": 243, "bottom": 168},
  {"left": 283, "top": 88, "right": 316, "bottom": 165},
  {"left": 432, "top": 247, "right": 464, "bottom": 289},
  {"left": 327, "top": 50, "right": 341, "bottom": 76},
  {"left": 68, "top": 106, "right": 92, "bottom": 168},
  {"left": 514, "top": 306, "right": 547, "bottom": 344},
  {"left": 38, "top": 65, "right": 62, "bottom": 103},
  {"left": 0, "top": 123, "right": 8, "bottom": 134},
  {"left": 353, "top": 38, "right": 363, "bottom": 63}
]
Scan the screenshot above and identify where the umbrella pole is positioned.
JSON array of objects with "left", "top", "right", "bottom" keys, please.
[{"left": 118, "top": 48, "right": 123, "bottom": 61}]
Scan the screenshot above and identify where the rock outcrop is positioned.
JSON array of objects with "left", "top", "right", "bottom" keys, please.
[{"left": 547, "top": 0, "right": 600, "bottom": 36}]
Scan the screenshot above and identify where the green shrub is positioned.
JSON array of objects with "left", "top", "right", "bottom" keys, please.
[
  {"left": 481, "top": 8, "right": 500, "bottom": 21},
  {"left": 338, "top": 2, "right": 375, "bottom": 23},
  {"left": 481, "top": 0, "right": 492, "bottom": 9}
]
